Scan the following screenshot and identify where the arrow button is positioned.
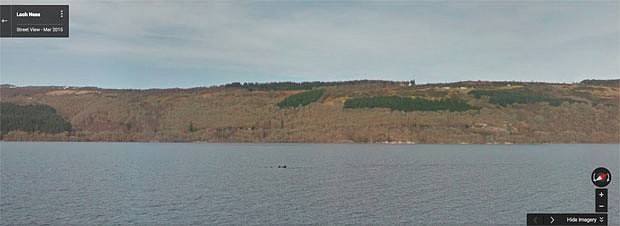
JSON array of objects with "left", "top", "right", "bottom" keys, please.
[{"left": 527, "top": 214, "right": 543, "bottom": 225}]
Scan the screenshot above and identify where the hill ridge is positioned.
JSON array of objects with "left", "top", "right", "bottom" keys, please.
[{"left": 1, "top": 79, "right": 618, "bottom": 143}]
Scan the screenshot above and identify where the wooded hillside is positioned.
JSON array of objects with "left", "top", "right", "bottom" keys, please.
[
  {"left": 0, "top": 103, "right": 72, "bottom": 136},
  {"left": 1, "top": 80, "right": 618, "bottom": 143}
]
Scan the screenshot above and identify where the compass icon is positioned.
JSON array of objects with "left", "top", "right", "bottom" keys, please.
[{"left": 592, "top": 167, "right": 611, "bottom": 187}]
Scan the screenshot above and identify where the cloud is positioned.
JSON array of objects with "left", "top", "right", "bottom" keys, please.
[{"left": 1, "top": 0, "right": 618, "bottom": 87}]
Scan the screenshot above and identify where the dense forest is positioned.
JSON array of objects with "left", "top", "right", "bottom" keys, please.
[
  {"left": 344, "top": 96, "right": 478, "bottom": 112},
  {"left": 276, "top": 89, "right": 325, "bottom": 108},
  {"left": 0, "top": 103, "right": 72, "bottom": 135},
  {"left": 468, "top": 89, "right": 581, "bottom": 107}
]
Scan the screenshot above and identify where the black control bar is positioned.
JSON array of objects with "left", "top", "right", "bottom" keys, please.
[
  {"left": 595, "top": 189, "right": 607, "bottom": 212},
  {"left": 527, "top": 213, "right": 607, "bottom": 225},
  {"left": 0, "top": 5, "right": 68, "bottom": 37}
]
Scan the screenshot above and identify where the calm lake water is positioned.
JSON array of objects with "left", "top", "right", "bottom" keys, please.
[{"left": 1, "top": 142, "right": 618, "bottom": 225}]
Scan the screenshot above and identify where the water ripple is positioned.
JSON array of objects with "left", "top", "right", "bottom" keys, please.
[{"left": 1, "top": 143, "right": 618, "bottom": 225}]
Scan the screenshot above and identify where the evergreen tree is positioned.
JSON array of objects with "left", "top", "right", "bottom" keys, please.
[
  {"left": 0, "top": 103, "right": 72, "bottom": 135},
  {"left": 343, "top": 96, "right": 477, "bottom": 112},
  {"left": 277, "top": 89, "right": 325, "bottom": 108},
  {"left": 469, "top": 89, "right": 581, "bottom": 107}
]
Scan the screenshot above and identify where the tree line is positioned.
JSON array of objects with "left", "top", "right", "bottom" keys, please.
[
  {"left": 225, "top": 80, "right": 414, "bottom": 91},
  {"left": 343, "top": 96, "right": 478, "bottom": 112},
  {"left": 0, "top": 103, "right": 72, "bottom": 135},
  {"left": 579, "top": 79, "right": 620, "bottom": 87}
]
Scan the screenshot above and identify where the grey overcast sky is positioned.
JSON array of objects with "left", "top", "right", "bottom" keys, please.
[{"left": 0, "top": 1, "right": 618, "bottom": 89}]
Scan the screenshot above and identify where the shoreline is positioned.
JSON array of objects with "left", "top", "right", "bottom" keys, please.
[{"left": 1, "top": 140, "right": 618, "bottom": 145}]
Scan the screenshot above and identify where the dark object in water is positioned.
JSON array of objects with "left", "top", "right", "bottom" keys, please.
[{"left": 277, "top": 165, "right": 287, "bottom": 168}]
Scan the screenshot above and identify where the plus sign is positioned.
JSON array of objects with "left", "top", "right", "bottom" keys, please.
[{"left": 599, "top": 192, "right": 605, "bottom": 197}]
